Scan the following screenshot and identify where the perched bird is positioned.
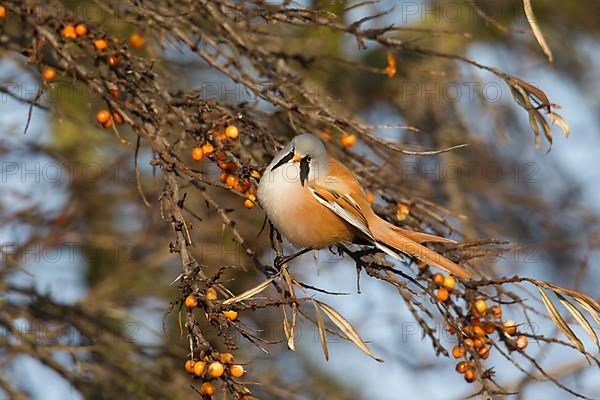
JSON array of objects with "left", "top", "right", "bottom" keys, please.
[{"left": 257, "top": 134, "right": 471, "bottom": 279}]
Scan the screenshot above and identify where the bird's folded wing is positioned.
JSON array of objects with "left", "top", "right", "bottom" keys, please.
[{"left": 307, "top": 185, "right": 374, "bottom": 241}]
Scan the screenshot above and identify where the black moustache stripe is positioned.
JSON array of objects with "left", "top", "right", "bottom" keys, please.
[
  {"left": 271, "top": 150, "right": 295, "bottom": 171},
  {"left": 300, "top": 156, "right": 310, "bottom": 186}
]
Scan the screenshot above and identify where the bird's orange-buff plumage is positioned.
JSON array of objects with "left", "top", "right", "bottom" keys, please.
[{"left": 258, "top": 134, "right": 471, "bottom": 279}]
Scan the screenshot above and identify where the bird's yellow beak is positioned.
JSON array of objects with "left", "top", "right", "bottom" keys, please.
[{"left": 292, "top": 154, "right": 301, "bottom": 163}]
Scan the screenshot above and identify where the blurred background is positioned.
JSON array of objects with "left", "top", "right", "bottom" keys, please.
[{"left": 0, "top": 0, "right": 599, "bottom": 399}]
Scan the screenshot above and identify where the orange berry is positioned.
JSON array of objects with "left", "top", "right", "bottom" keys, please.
[
  {"left": 503, "top": 320, "right": 517, "bottom": 336},
  {"left": 473, "top": 325, "right": 485, "bottom": 338},
  {"left": 184, "top": 294, "right": 198, "bottom": 309},
  {"left": 192, "top": 147, "right": 204, "bottom": 161},
  {"left": 442, "top": 275, "right": 456, "bottom": 290},
  {"left": 225, "top": 174, "right": 238, "bottom": 188},
  {"left": 478, "top": 345, "right": 491, "bottom": 359},
  {"left": 515, "top": 335, "right": 528, "bottom": 350},
  {"left": 208, "top": 362, "right": 224, "bottom": 378},
  {"left": 234, "top": 180, "right": 249, "bottom": 193},
  {"left": 201, "top": 143, "right": 215, "bottom": 155},
  {"left": 243, "top": 199, "right": 254, "bottom": 209},
  {"left": 396, "top": 203, "right": 410, "bottom": 221},
  {"left": 75, "top": 23, "right": 88, "bottom": 36},
  {"left": 185, "top": 359, "right": 195, "bottom": 374},
  {"left": 250, "top": 170, "right": 261, "bottom": 179},
  {"left": 193, "top": 360, "right": 206, "bottom": 376},
  {"left": 219, "top": 172, "right": 227, "bottom": 182},
  {"left": 491, "top": 305, "right": 502, "bottom": 319},
  {"left": 107, "top": 56, "right": 119, "bottom": 67},
  {"left": 223, "top": 310, "right": 238, "bottom": 321},
  {"left": 219, "top": 353, "right": 233, "bottom": 364},
  {"left": 112, "top": 112, "right": 124, "bottom": 125},
  {"left": 229, "top": 364, "right": 245, "bottom": 378},
  {"left": 366, "top": 191, "right": 375, "bottom": 203},
  {"left": 217, "top": 160, "right": 237, "bottom": 171},
  {"left": 62, "top": 25, "right": 77, "bottom": 39},
  {"left": 216, "top": 133, "right": 227, "bottom": 141},
  {"left": 96, "top": 109, "right": 111, "bottom": 124},
  {"left": 205, "top": 287, "right": 218, "bottom": 301},
  {"left": 483, "top": 324, "right": 495, "bottom": 334},
  {"left": 42, "top": 67, "right": 57, "bottom": 82},
  {"left": 464, "top": 338, "right": 475, "bottom": 348},
  {"left": 199, "top": 382, "right": 215, "bottom": 396},
  {"left": 109, "top": 87, "right": 120, "bottom": 99},
  {"left": 129, "top": 32, "right": 145, "bottom": 48},
  {"left": 455, "top": 361, "right": 468, "bottom": 374},
  {"left": 436, "top": 287, "right": 449, "bottom": 302},
  {"left": 340, "top": 133, "right": 357, "bottom": 149},
  {"left": 225, "top": 125, "right": 239, "bottom": 139},
  {"left": 385, "top": 65, "right": 397, "bottom": 78},
  {"left": 464, "top": 368, "right": 476, "bottom": 383},
  {"left": 463, "top": 325, "right": 474, "bottom": 336},
  {"left": 246, "top": 193, "right": 257, "bottom": 202},
  {"left": 473, "top": 299, "right": 487, "bottom": 315},
  {"left": 452, "top": 345, "right": 465, "bottom": 359},
  {"left": 0, "top": 5, "right": 5, "bottom": 19},
  {"left": 446, "top": 323, "right": 456, "bottom": 335},
  {"left": 102, "top": 119, "right": 113, "bottom": 129},
  {"left": 473, "top": 338, "right": 484, "bottom": 349},
  {"left": 432, "top": 273, "right": 444, "bottom": 285},
  {"left": 94, "top": 38, "right": 108, "bottom": 51}
]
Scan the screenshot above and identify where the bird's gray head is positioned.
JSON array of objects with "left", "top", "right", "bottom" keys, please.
[{"left": 269, "top": 133, "right": 328, "bottom": 186}]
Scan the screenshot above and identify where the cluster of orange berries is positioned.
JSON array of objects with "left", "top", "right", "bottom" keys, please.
[
  {"left": 445, "top": 298, "right": 529, "bottom": 383},
  {"left": 192, "top": 126, "right": 260, "bottom": 209},
  {"left": 184, "top": 353, "right": 250, "bottom": 398},
  {"left": 184, "top": 288, "right": 250, "bottom": 397},
  {"left": 59, "top": 22, "right": 144, "bottom": 70},
  {"left": 184, "top": 288, "right": 238, "bottom": 321},
  {"left": 96, "top": 109, "right": 124, "bottom": 129},
  {"left": 0, "top": 5, "right": 6, "bottom": 20},
  {"left": 431, "top": 272, "right": 457, "bottom": 302},
  {"left": 191, "top": 125, "right": 239, "bottom": 161}
]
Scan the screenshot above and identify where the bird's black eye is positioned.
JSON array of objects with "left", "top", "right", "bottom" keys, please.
[{"left": 306, "top": 156, "right": 311, "bottom": 162}]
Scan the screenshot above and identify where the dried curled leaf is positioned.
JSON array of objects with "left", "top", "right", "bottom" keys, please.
[
  {"left": 549, "top": 112, "right": 570, "bottom": 138},
  {"left": 523, "top": 0, "right": 553, "bottom": 63},
  {"left": 317, "top": 301, "right": 383, "bottom": 362},
  {"left": 507, "top": 79, "right": 567, "bottom": 151},
  {"left": 222, "top": 277, "right": 275, "bottom": 305},
  {"left": 311, "top": 299, "right": 329, "bottom": 361},
  {"left": 538, "top": 288, "right": 585, "bottom": 352},
  {"left": 282, "top": 305, "right": 296, "bottom": 352},
  {"left": 281, "top": 268, "right": 297, "bottom": 351},
  {"left": 556, "top": 294, "right": 600, "bottom": 352},
  {"left": 541, "top": 281, "right": 600, "bottom": 323}
]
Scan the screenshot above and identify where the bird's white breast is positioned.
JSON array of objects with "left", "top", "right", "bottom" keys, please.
[{"left": 258, "top": 163, "right": 307, "bottom": 244}]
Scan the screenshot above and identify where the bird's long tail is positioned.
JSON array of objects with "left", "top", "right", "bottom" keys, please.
[{"left": 370, "top": 217, "right": 472, "bottom": 280}]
